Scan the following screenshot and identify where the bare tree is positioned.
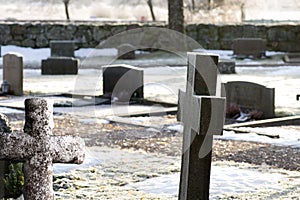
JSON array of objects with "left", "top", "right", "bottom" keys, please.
[
  {"left": 146, "top": 0, "right": 156, "bottom": 21},
  {"left": 63, "top": 0, "right": 70, "bottom": 21},
  {"left": 168, "top": 0, "right": 184, "bottom": 33}
]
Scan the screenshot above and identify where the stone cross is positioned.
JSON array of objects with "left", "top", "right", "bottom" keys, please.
[
  {"left": 0, "top": 98, "right": 85, "bottom": 200},
  {"left": 178, "top": 52, "right": 225, "bottom": 200}
]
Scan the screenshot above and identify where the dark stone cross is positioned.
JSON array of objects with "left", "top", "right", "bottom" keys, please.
[
  {"left": 178, "top": 52, "right": 225, "bottom": 200},
  {"left": 0, "top": 98, "right": 85, "bottom": 200}
]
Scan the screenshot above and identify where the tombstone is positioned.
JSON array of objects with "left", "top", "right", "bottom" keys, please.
[
  {"left": 50, "top": 40, "right": 75, "bottom": 57},
  {"left": 0, "top": 98, "right": 85, "bottom": 200},
  {"left": 3, "top": 53, "right": 23, "bottom": 96},
  {"left": 218, "top": 60, "right": 236, "bottom": 74},
  {"left": 41, "top": 57, "right": 78, "bottom": 75},
  {"left": 102, "top": 64, "right": 143, "bottom": 101},
  {"left": 232, "top": 38, "right": 266, "bottom": 58},
  {"left": 41, "top": 40, "right": 79, "bottom": 75},
  {"left": 178, "top": 52, "right": 225, "bottom": 199},
  {"left": 224, "top": 81, "right": 275, "bottom": 119},
  {"left": 117, "top": 43, "right": 136, "bottom": 59}
]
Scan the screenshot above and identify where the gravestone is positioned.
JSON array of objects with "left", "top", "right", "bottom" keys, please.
[
  {"left": 103, "top": 64, "right": 144, "bottom": 102},
  {"left": 218, "top": 60, "right": 236, "bottom": 74},
  {"left": 0, "top": 98, "right": 85, "bottom": 200},
  {"left": 42, "top": 57, "right": 78, "bottom": 75},
  {"left": 117, "top": 43, "right": 136, "bottom": 59},
  {"left": 178, "top": 52, "right": 225, "bottom": 199},
  {"left": 224, "top": 81, "right": 275, "bottom": 119},
  {"left": 42, "top": 40, "right": 79, "bottom": 75},
  {"left": 50, "top": 40, "right": 75, "bottom": 57},
  {"left": 3, "top": 53, "right": 23, "bottom": 96},
  {"left": 232, "top": 38, "right": 266, "bottom": 58}
]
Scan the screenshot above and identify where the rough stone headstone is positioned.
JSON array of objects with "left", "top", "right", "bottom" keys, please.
[
  {"left": 50, "top": 40, "right": 75, "bottom": 57},
  {"left": 218, "top": 60, "right": 236, "bottom": 74},
  {"left": 3, "top": 53, "right": 23, "bottom": 96},
  {"left": 42, "top": 40, "right": 79, "bottom": 75},
  {"left": 117, "top": 43, "right": 136, "bottom": 59},
  {"left": 232, "top": 38, "right": 266, "bottom": 58},
  {"left": 103, "top": 64, "right": 143, "bottom": 101},
  {"left": 178, "top": 52, "right": 225, "bottom": 199},
  {"left": 0, "top": 98, "right": 85, "bottom": 200},
  {"left": 224, "top": 81, "right": 275, "bottom": 119}
]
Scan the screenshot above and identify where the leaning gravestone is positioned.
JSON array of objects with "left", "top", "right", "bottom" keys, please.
[
  {"left": 232, "top": 38, "right": 266, "bottom": 58},
  {"left": 224, "top": 81, "right": 275, "bottom": 119},
  {"left": 0, "top": 98, "right": 85, "bottom": 200},
  {"left": 102, "top": 64, "right": 144, "bottom": 102},
  {"left": 42, "top": 40, "right": 79, "bottom": 75},
  {"left": 178, "top": 52, "right": 225, "bottom": 199},
  {"left": 3, "top": 53, "right": 23, "bottom": 96}
]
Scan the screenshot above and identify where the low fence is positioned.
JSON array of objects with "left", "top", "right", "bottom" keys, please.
[{"left": 0, "top": 21, "right": 300, "bottom": 52}]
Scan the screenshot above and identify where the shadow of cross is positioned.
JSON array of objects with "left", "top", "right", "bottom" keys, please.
[
  {"left": 0, "top": 98, "right": 85, "bottom": 200},
  {"left": 178, "top": 52, "right": 225, "bottom": 200}
]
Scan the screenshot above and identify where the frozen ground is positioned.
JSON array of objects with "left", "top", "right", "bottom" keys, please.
[
  {"left": 0, "top": 45, "right": 299, "bottom": 114},
  {"left": 0, "top": 45, "right": 299, "bottom": 199}
]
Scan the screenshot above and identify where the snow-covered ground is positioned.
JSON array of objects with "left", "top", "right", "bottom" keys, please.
[
  {"left": 128, "top": 162, "right": 295, "bottom": 198},
  {"left": 1, "top": 45, "right": 299, "bottom": 198}
]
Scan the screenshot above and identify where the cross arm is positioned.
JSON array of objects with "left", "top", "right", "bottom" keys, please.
[
  {"left": 50, "top": 135, "right": 85, "bottom": 164},
  {"left": 0, "top": 132, "right": 35, "bottom": 161}
]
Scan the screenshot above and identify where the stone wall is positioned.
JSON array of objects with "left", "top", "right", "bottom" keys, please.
[{"left": 0, "top": 21, "right": 300, "bottom": 52}]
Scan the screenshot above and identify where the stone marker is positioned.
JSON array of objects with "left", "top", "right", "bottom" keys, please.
[
  {"left": 232, "top": 38, "right": 266, "bottom": 58},
  {"left": 117, "top": 43, "right": 136, "bottom": 59},
  {"left": 42, "top": 40, "right": 79, "bottom": 75},
  {"left": 50, "top": 40, "right": 75, "bottom": 57},
  {"left": 0, "top": 113, "right": 12, "bottom": 199},
  {"left": 218, "top": 60, "right": 236, "bottom": 74},
  {"left": 42, "top": 57, "right": 78, "bottom": 75},
  {"left": 224, "top": 81, "right": 275, "bottom": 119},
  {"left": 3, "top": 53, "right": 23, "bottom": 96},
  {"left": 178, "top": 52, "right": 225, "bottom": 199},
  {"left": 103, "top": 64, "right": 144, "bottom": 101},
  {"left": 297, "top": 94, "right": 299, "bottom": 101},
  {"left": 0, "top": 98, "right": 85, "bottom": 200}
]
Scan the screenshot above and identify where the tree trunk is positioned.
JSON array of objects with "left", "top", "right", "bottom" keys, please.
[
  {"left": 146, "top": 0, "right": 156, "bottom": 21},
  {"left": 168, "top": 0, "right": 184, "bottom": 33},
  {"left": 63, "top": 1, "right": 70, "bottom": 21}
]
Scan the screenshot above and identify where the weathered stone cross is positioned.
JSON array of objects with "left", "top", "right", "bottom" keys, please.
[
  {"left": 178, "top": 52, "right": 225, "bottom": 200},
  {"left": 0, "top": 98, "right": 85, "bottom": 200}
]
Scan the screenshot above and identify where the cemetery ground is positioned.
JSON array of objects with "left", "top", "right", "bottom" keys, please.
[{"left": 1, "top": 46, "right": 300, "bottom": 199}]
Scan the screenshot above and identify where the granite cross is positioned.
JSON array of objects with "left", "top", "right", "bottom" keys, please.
[
  {"left": 178, "top": 52, "right": 225, "bottom": 200},
  {"left": 0, "top": 98, "right": 85, "bottom": 200}
]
